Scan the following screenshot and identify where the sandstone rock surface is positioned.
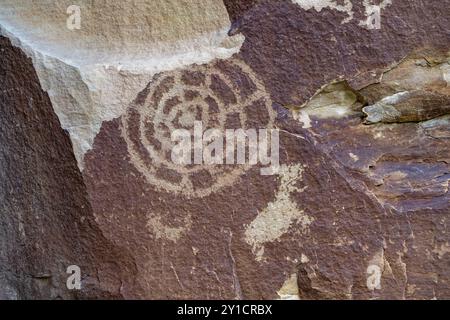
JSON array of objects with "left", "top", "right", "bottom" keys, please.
[{"left": 0, "top": 0, "right": 449, "bottom": 299}]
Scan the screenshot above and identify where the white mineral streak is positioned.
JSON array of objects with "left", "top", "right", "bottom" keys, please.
[{"left": 0, "top": 0, "right": 244, "bottom": 169}]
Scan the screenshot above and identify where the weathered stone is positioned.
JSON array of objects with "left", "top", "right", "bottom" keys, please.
[
  {"left": 363, "top": 90, "right": 450, "bottom": 124},
  {"left": 0, "top": 0, "right": 449, "bottom": 300},
  {"left": 0, "top": 36, "right": 139, "bottom": 299},
  {"left": 0, "top": 0, "right": 243, "bottom": 168}
]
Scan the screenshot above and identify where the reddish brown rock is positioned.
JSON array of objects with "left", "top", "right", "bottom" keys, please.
[
  {"left": 1, "top": 0, "right": 449, "bottom": 300},
  {"left": 0, "top": 36, "right": 139, "bottom": 299}
]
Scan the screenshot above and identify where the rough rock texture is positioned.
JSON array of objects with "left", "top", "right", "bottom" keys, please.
[
  {"left": 0, "top": 36, "right": 139, "bottom": 299},
  {"left": 0, "top": 0, "right": 243, "bottom": 167},
  {"left": 1, "top": 0, "right": 449, "bottom": 299}
]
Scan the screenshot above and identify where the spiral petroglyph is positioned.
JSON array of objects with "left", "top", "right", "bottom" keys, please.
[{"left": 121, "top": 59, "right": 276, "bottom": 198}]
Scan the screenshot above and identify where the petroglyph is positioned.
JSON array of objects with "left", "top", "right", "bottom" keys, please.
[
  {"left": 291, "top": 0, "right": 393, "bottom": 25},
  {"left": 0, "top": 0, "right": 244, "bottom": 169},
  {"left": 121, "top": 59, "right": 276, "bottom": 198},
  {"left": 146, "top": 214, "right": 192, "bottom": 243},
  {"left": 244, "top": 164, "right": 313, "bottom": 261}
]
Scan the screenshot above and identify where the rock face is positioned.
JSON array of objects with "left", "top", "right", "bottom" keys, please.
[
  {"left": 0, "top": 35, "right": 138, "bottom": 299},
  {"left": 0, "top": 0, "right": 449, "bottom": 299}
]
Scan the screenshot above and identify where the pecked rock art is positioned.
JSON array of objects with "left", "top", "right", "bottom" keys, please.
[
  {"left": 1, "top": 0, "right": 450, "bottom": 300},
  {"left": 363, "top": 90, "right": 450, "bottom": 124},
  {"left": 0, "top": 35, "right": 139, "bottom": 299},
  {"left": 121, "top": 59, "right": 276, "bottom": 198},
  {"left": 244, "top": 164, "right": 312, "bottom": 262}
]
